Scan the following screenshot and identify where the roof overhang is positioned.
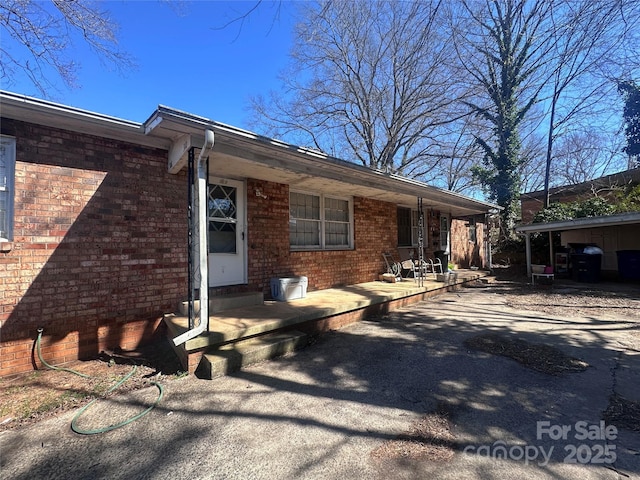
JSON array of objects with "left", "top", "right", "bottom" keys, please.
[
  {"left": 144, "top": 106, "right": 500, "bottom": 217},
  {"left": 0, "top": 90, "right": 170, "bottom": 150},
  {"left": 515, "top": 212, "right": 640, "bottom": 234}
]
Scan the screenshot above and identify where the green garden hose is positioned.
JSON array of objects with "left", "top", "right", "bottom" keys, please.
[
  {"left": 35, "top": 328, "right": 164, "bottom": 434},
  {"left": 71, "top": 365, "right": 164, "bottom": 435},
  {"left": 36, "top": 329, "right": 91, "bottom": 378}
]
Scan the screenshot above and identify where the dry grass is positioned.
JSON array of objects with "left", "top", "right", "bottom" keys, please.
[
  {"left": 0, "top": 342, "right": 183, "bottom": 430},
  {"left": 464, "top": 333, "right": 589, "bottom": 375},
  {"left": 370, "top": 405, "right": 456, "bottom": 462}
]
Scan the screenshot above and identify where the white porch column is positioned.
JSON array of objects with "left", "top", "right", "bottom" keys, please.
[{"left": 525, "top": 232, "right": 532, "bottom": 276}]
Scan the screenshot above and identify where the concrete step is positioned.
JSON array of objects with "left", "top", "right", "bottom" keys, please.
[
  {"left": 197, "top": 330, "right": 308, "bottom": 379},
  {"left": 178, "top": 291, "right": 264, "bottom": 316}
]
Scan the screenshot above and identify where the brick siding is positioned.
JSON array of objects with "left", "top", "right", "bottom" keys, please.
[
  {"left": 243, "top": 180, "right": 398, "bottom": 294},
  {"left": 0, "top": 119, "right": 187, "bottom": 376},
  {"left": 450, "top": 217, "right": 485, "bottom": 268}
]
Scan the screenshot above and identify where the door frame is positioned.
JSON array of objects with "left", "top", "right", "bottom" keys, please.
[{"left": 208, "top": 176, "right": 247, "bottom": 287}]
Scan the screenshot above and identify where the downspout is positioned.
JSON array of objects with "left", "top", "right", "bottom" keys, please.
[{"left": 173, "top": 129, "right": 215, "bottom": 346}]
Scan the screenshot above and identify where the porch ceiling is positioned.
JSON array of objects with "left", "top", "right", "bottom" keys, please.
[
  {"left": 210, "top": 149, "right": 460, "bottom": 213},
  {"left": 145, "top": 106, "right": 499, "bottom": 218}
]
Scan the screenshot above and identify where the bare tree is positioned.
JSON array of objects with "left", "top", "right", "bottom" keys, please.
[
  {"left": 211, "top": 0, "right": 283, "bottom": 41},
  {"left": 421, "top": 116, "right": 486, "bottom": 194},
  {"left": 518, "top": 131, "right": 548, "bottom": 194},
  {"left": 452, "top": 0, "right": 555, "bottom": 237},
  {"left": 540, "top": 0, "right": 640, "bottom": 208},
  {"left": 1, "top": 0, "right": 135, "bottom": 95},
  {"left": 250, "top": 0, "right": 465, "bottom": 177},
  {"left": 552, "top": 130, "right": 627, "bottom": 185}
]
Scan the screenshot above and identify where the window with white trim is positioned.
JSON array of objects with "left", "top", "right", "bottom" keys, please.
[
  {"left": 289, "top": 191, "right": 353, "bottom": 249},
  {"left": 0, "top": 136, "right": 16, "bottom": 242}
]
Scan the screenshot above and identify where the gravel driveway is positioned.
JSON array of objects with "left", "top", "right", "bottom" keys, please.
[{"left": 1, "top": 283, "right": 639, "bottom": 480}]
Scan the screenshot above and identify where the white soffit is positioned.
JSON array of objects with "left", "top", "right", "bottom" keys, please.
[
  {"left": 148, "top": 107, "right": 499, "bottom": 217},
  {"left": 516, "top": 212, "right": 640, "bottom": 233}
]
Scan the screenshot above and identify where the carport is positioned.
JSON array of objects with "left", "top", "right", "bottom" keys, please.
[{"left": 515, "top": 212, "right": 640, "bottom": 277}]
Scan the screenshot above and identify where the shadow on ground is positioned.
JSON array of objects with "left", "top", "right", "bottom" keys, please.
[{"left": 2, "top": 281, "right": 639, "bottom": 480}]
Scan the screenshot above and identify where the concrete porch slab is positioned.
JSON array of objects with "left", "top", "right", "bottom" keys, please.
[{"left": 164, "top": 269, "right": 488, "bottom": 354}]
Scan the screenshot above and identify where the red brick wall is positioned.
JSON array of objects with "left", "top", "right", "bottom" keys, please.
[
  {"left": 243, "top": 180, "right": 398, "bottom": 294},
  {"left": 0, "top": 117, "right": 486, "bottom": 377},
  {"left": 521, "top": 194, "right": 585, "bottom": 224},
  {"left": 0, "top": 119, "right": 187, "bottom": 376}
]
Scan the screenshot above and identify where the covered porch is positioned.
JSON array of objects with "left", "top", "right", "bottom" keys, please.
[{"left": 163, "top": 269, "right": 489, "bottom": 378}]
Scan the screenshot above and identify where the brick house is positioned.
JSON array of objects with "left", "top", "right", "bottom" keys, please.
[
  {"left": 518, "top": 169, "right": 640, "bottom": 278},
  {"left": 520, "top": 167, "right": 640, "bottom": 224},
  {"left": 0, "top": 91, "right": 497, "bottom": 376}
]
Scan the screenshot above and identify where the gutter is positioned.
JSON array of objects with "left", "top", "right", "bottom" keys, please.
[{"left": 173, "top": 129, "right": 215, "bottom": 346}]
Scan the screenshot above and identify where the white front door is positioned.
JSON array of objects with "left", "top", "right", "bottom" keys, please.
[{"left": 208, "top": 178, "right": 246, "bottom": 287}]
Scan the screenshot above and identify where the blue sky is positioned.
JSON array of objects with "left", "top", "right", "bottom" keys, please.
[{"left": 2, "top": 1, "right": 298, "bottom": 131}]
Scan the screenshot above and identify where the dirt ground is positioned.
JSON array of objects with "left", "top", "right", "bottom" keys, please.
[
  {"left": 0, "top": 337, "right": 184, "bottom": 430},
  {"left": 1, "top": 266, "right": 639, "bottom": 432}
]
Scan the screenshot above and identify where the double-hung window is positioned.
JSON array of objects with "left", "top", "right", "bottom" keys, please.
[
  {"left": 0, "top": 135, "right": 16, "bottom": 242},
  {"left": 290, "top": 191, "right": 352, "bottom": 250}
]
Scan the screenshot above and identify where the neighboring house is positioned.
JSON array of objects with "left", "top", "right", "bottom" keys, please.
[
  {"left": 517, "top": 169, "right": 640, "bottom": 279},
  {"left": 0, "top": 91, "right": 498, "bottom": 377},
  {"left": 516, "top": 212, "right": 640, "bottom": 279},
  {"left": 520, "top": 167, "right": 640, "bottom": 224}
]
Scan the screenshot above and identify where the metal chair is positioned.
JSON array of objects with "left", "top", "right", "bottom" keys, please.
[
  {"left": 382, "top": 252, "right": 403, "bottom": 278},
  {"left": 411, "top": 257, "right": 443, "bottom": 281}
]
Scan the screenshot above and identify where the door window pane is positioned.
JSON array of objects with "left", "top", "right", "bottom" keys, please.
[
  {"left": 209, "top": 185, "right": 237, "bottom": 219},
  {"left": 208, "top": 184, "right": 237, "bottom": 253},
  {"left": 209, "top": 221, "right": 236, "bottom": 253}
]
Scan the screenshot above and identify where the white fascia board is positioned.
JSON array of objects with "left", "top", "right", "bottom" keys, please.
[
  {"left": 0, "top": 90, "right": 169, "bottom": 149},
  {"left": 516, "top": 212, "right": 640, "bottom": 233}
]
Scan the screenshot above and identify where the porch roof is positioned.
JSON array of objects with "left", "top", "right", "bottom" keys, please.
[
  {"left": 144, "top": 106, "right": 499, "bottom": 217},
  {"left": 515, "top": 212, "right": 640, "bottom": 234},
  {"left": 515, "top": 212, "right": 640, "bottom": 276}
]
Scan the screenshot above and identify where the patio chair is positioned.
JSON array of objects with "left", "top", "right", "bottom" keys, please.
[
  {"left": 411, "top": 257, "right": 443, "bottom": 281},
  {"left": 382, "top": 252, "right": 403, "bottom": 278},
  {"left": 532, "top": 265, "right": 554, "bottom": 286}
]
